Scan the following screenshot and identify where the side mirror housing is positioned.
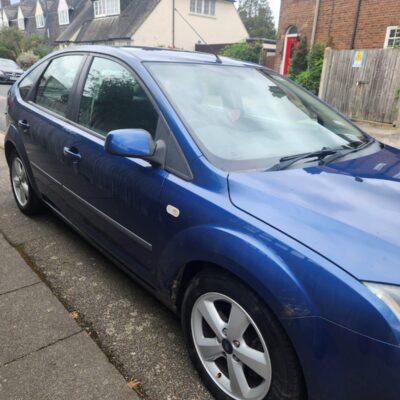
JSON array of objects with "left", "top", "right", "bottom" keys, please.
[{"left": 105, "top": 129, "right": 166, "bottom": 166}]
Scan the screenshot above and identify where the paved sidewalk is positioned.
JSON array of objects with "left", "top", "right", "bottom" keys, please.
[
  {"left": 357, "top": 121, "right": 400, "bottom": 148},
  {"left": 0, "top": 235, "right": 138, "bottom": 400}
]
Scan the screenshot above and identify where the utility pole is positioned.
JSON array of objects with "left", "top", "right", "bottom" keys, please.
[
  {"left": 43, "top": 0, "right": 51, "bottom": 47},
  {"left": 172, "top": 0, "right": 175, "bottom": 48}
]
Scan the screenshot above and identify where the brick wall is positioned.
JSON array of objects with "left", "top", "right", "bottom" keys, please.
[
  {"left": 276, "top": 0, "right": 400, "bottom": 71},
  {"left": 355, "top": 0, "right": 400, "bottom": 48},
  {"left": 275, "top": 0, "right": 316, "bottom": 71}
]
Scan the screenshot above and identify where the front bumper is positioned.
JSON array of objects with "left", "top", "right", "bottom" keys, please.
[
  {"left": 283, "top": 316, "right": 400, "bottom": 400},
  {"left": 0, "top": 75, "right": 20, "bottom": 82}
]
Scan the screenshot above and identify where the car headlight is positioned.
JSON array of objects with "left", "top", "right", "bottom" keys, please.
[{"left": 365, "top": 282, "right": 400, "bottom": 320}]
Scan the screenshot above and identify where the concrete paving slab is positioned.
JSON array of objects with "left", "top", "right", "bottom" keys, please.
[
  {"left": 0, "top": 283, "right": 81, "bottom": 365},
  {"left": 0, "top": 331, "right": 137, "bottom": 400},
  {"left": 0, "top": 236, "right": 40, "bottom": 295}
]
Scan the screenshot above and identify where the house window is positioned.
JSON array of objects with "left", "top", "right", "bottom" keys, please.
[
  {"left": 17, "top": 7, "right": 24, "bottom": 30},
  {"left": 17, "top": 17, "right": 25, "bottom": 30},
  {"left": 58, "top": 0, "right": 69, "bottom": 25},
  {"left": 190, "top": 0, "right": 216, "bottom": 16},
  {"left": 36, "top": 14, "right": 45, "bottom": 28},
  {"left": 93, "top": 0, "right": 120, "bottom": 18},
  {"left": 385, "top": 26, "right": 400, "bottom": 48},
  {"left": 2, "top": 11, "right": 9, "bottom": 27}
]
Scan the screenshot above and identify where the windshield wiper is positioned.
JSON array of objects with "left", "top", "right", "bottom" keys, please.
[
  {"left": 267, "top": 148, "right": 340, "bottom": 171},
  {"left": 320, "top": 138, "right": 375, "bottom": 166}
]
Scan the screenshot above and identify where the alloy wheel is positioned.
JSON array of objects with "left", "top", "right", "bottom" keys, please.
[
  {"left": 11, "top": 157, "right": 29, "bottom": 207},
  {"left": 191, "top": 292, "right": 272, "bottom": 400}
]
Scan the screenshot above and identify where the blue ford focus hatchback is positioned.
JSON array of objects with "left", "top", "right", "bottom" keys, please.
[{"left": 4, "top": 46, "right": 400, "bottom": 400}]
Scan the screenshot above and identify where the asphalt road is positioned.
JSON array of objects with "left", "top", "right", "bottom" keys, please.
[{"left": 0, "top": 83, "right": 212, "bottom": 399}]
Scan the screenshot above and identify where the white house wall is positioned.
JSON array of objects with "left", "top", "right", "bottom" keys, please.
[{"left": 132, "top": 0, "right": 248, "bottom": 50}]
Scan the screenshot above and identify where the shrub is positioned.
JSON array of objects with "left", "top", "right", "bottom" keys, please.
[
  {"left": 289, "top": 36, "right": 308, "bottom": 79},
  {"left": 0, "top": 44, "right": 15, "bottom": 60},
  {"left": 17, "top": 51, "right": 39, "bottom": 70},
  {"left": 292, "top": 42, "right": 326, "bottom": 94},
  {"left": 220, "top": 42, "right": 263, "bottom": 64},
  {"left": 0, "top": 28, "right": 51, "bottom": 63}
]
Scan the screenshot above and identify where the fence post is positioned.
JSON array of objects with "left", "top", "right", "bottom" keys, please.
[
  {"left": 396, "top": 100, "right": 400, "bottom": 127},
  {"left": 318, "top": 47, "right": 332, "bottom": 99}
]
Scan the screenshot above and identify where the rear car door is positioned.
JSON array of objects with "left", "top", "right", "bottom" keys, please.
[
  {"left": 14, "top": 54, "right": 86, "bottom": 212},
  {"left": 55, "top": 56, "right": 169, "bottom": 282}
]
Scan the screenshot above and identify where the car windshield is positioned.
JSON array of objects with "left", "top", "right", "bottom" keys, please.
[
  {"left": 146, "top": 62, "right": 369, "bottom": 171},
  {"left": 0, "top": 59, "right": 18, "bottom": 69}
]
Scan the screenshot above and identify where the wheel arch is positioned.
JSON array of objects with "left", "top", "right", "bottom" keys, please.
[
  {"left": 157, "top": 225, "right": 317, "bottom": 321},
  {"left": 4, "top": 127, "right": 41, "bottom": 197}
]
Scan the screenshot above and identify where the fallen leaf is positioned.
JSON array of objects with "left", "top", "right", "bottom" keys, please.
[
  {"left": 69, "top": 311, "right": 79, "bottom": 320},
  {"left": 127, "top": 379, "right": 140, "bottom": 390}
]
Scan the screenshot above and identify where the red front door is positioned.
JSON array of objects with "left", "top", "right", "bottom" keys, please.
[{"left": 283, "top": 36, "right": 298, "bottom": 76}]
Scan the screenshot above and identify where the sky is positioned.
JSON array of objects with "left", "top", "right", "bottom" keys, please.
[{"left": 270, "top": 0, "right": 281, "bottom": 27}]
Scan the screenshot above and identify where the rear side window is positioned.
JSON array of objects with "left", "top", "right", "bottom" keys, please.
[
  {"left": 19, "top": 64, "right": 45, "bottom": 101},
  {"left": 78, "top": 57, "right": 158, "bottom": 137},
  {"left": 35, "top": 55, "right": 83, "bottom": 117}
]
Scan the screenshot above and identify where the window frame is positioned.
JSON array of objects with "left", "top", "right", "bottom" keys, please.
[
  {"left": 35, "top": 14, "right": 45, "bottom": 28},
  {"left": 71, "top": 53, "right": 193, "bottom": 180},
  {"left": 384, "top": 26, "right": 400, "bottom": 48},
  {"left": 75, "top": 56, "right": 159, "bottom": 139},
  {"left": 30, "top": 53, "right": 88, "bottom": 121},
  {"left": 189, "top": 0, "right": 216, "bottom": 16},
  {"left": 58, "top": 8, "right": 69, "bottom": 25},
  {"left": 17, "top": 51, "right": 192, "bottom": 181},
  {"left": 93, "top": 0, "right": 120, "bottom": 18},
  {"left": 17, "top": 60, "right": 50, "bottom": 103}
]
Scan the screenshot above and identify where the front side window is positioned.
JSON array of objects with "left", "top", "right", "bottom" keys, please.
[
  {"left": 36, "top": 55, "right": 83, "bottom": 117},
  {"left": 190, "top": 0, "right": 215, "bottom": 16},
  {"left": 78, "top": 57, "right": 158, "bottom": 137},
  {"left": 93, "top": 0, "right": 120, "bottom": 18},
  {"left": 385, "top": 26, "right": 400, "bottom": 48},
  {"left": 147, "top": 63, "right": 369, "bottom": 171}
]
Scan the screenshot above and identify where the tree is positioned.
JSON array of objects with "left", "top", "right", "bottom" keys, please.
[
  {"left": 289, "top": 36, "right": 308, "bottom": 80},
  {"left": 0, "top": 28, "right": 24, "bottom": 60},
  {"left": 238, "top": 0, "right": 276, "bottom": 39},
  {"left": 220, "top": 42, "right": 263, "bottom": 64},
  {"left": 294, "top": 43, "right": 326, "bottom": 94}
]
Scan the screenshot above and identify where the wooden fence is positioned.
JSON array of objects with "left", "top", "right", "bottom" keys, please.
[{"left": 319, "top": 48, "right": 400, "bottom": 125}]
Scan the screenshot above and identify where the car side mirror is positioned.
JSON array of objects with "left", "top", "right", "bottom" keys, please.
[{"left": 105, "top": 129, "right": 166, "bottom": 166}]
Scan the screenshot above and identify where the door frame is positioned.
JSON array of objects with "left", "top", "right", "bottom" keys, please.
[{"left": 280, "top": 26, "right": 299, "bottom": 76}]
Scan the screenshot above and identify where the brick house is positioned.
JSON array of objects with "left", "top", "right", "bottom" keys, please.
[{"left": 276, "top": 0, "right": 400, "bottom": 74}]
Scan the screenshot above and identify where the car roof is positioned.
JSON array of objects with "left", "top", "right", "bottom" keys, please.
[{"left": 54, "top": 45, "right": 259, "bottom": 67}]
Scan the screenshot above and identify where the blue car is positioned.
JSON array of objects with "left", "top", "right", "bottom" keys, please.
[{"left": 4, "top": 46, "right": 400, "bottom": 400}]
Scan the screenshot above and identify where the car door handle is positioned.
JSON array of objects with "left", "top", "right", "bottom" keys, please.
[
  {"left": 18, "top": 119, "right": 30, "bottom": 131},
  {"left": 63, "top": 146, "right": 82, "bottom": 162}
]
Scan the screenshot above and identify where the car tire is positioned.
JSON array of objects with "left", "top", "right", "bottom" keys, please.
[
  {"left": 9, "top": 150, "right": 44, "bottom": 215},
  {"left": 182, "top": 269, "right": 306, "bottom": 400}
]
